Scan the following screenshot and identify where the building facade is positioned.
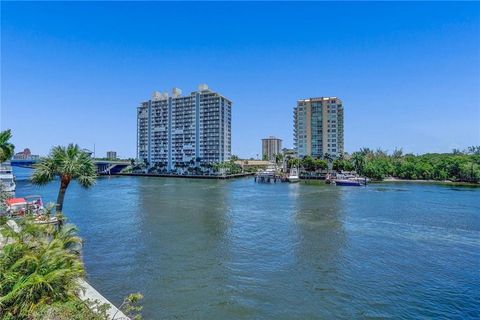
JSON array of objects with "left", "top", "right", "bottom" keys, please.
[
  {"left": 261, "top": 137, "right": 282, "bottom": 161},
  {"left": 294, "top": 97, "right": 344, "bottom": 158},
  {"left": 137, "top": 84, "right": 232, "bottom": 171},
  {"left": 106, "top": 151, "right": 117, "bottom": 159},
  {"left": 13, "top": 148, "right": 40, "bottom": 160}
]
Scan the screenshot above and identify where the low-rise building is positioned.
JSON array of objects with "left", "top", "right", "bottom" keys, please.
[
  {"left": 234, "top": 159, "right": 270, "bottom": 172},
  {"left": 13, "top": 148, "right": 39, "bottom": 160}
]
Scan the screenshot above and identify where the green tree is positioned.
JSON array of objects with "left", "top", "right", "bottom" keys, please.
[
  {"left": 352, "top": 152, "right": 365, "bottom": 174},
  {"left": 288, "top": 158, "right": 301, "bottom": 169},
  {"left": 467, "top": 146, "right": 480, "bottom": 155},
  {"left": 31, "top": 144, "right": 97, "bottom": 212},
  {"left": 314, "top": 159, "right": 328, "bottom": 171},
  {"left": 0, "top": 220, "right": 84, "bottom": 319},
  {"left": 275, "top": 154, "right": 284, "bottom": 166},
  {"left": 301, "top": 156, "right": 316, "bottom": 172},
  {"left": 0, "top": 129, "right": 15, "bottom": 162},
  {"left": 332, "top": 159, "right": 344, "bottom": 171}
]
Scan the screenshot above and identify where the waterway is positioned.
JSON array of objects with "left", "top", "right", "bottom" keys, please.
[{"left": 13, "top": 168, "right": 480, "bottom": 319}]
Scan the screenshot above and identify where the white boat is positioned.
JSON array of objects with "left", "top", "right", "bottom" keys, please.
[
  {"left": 254, "top": 163, "right": 278, "bottom": 183},
  {"left": 333, "top": 173, "right": 368, "bottom": 186},
  {"left": 0, "top": 162, "right": 16, "bottom": 192},
  {"left": 287, "top": 168, "right": 300, "bottom": 183}
]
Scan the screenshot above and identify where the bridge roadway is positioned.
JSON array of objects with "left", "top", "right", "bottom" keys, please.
[{"left": 10, "top": 159, "right": 130, "bottom": 174}]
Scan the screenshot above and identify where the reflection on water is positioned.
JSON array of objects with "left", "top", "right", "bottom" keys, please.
[{"left": 13, "top": 168, "right": 480, "bottom": 319}]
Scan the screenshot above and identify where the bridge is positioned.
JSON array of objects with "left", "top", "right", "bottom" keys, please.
[{"left": 10, "top": 159, "right": 130, "bottom": 175}]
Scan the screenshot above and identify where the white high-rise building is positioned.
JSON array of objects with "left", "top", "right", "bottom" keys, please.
[
  {"left": 137, "top": 84, "right": 232, "bottom": 171},
  {"left": 294, "top": 97, "right": 344, "bottom": 158}
]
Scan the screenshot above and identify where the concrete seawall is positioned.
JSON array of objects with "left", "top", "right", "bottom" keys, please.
[
  {"left": 109, "top": 172, "right": 255, "bottom": 179},
  {"left": 77, "top": 279, "right": 130, "bottom": 320}
]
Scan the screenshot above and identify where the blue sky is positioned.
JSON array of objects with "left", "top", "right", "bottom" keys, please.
[{"left": 1, "top": 1, "right": 479, "bottom": 159}]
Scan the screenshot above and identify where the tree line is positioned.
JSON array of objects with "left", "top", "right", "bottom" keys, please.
[{"left": 286, "top": 147, "right": 480, "bottom": 183}]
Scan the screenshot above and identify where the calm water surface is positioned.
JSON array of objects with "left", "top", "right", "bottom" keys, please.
[{"left": 14, "top": 168, "right": 480, "bottom": 319}]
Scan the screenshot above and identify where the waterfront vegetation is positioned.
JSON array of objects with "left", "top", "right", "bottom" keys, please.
[
  {"left": 31, "top": 144, "right": 97, "bottom": 212},
  {"left": 0, "top": 214, "right": 143, "bottom": 320},
  {"left": 347, "top": 147, "right": 480, "bottom": 183},
  {"left": 127, "top": 157, "right": 244, "bottom": 176},
  {"left": 0, "top": 217, "right": 85, "bottom": 319},
  {"left": 123, "top": 147, "right": 480, "bottom": 184},
  {"left": 0, "top": 130, "right": 15, "bottom": 163},
  {"left": 288, "top": 147, "right": 480, "bottom": 183}
]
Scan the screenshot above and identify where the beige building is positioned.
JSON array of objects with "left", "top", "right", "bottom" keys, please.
[
  {"left": 261, "top": 136, "right": 282, "bottom": 161},
  {"left": 234, "top": 159, "right": 270, "bottom": 171},
  {"left": 294, "top": 97, "right": 344, "bottom": 158}
]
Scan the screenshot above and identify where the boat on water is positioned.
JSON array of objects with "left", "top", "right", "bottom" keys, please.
[
  {"left": 254, "top": 164, "right": 280, "bottom": 183},
  {"left": 335, "top": 179, "right": 363, "bottom": 186},
  {"left": 287, "top": 168, "right": 300, "bottom": 183},
  {"left": 333, "top": 173, "right": 368, "bottom": 187},
  {"left": 0, "top": 162, "right": 16, "bottom": 192}
]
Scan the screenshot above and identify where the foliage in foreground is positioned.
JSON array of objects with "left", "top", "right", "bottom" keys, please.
[
  {"left": 0, "top": 129, "right": 15, "bottom": 163},
  {"left": 0, "top": 217, "right": 143, "bottom": 320},
  {"left": 28, "top": 299, "right": 108, "bottom": 320},
  {"left": 0, "top": 220, "right": 84, "bottom": 319}
]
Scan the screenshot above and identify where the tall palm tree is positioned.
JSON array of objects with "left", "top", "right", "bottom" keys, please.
[
  {"left": 31, "top": 144, "right": 97, "bottom": 212},
  {"left": 0, "top": 129, "right": 15, "bottom": 162}
]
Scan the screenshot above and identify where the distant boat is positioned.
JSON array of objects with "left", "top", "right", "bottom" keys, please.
[
  {"left": 335, "top": 179, "right": 362, "bottom": 186},
  {"left": 0, "top": 162, "right": 16, "bottom": 192},
  {"left": 333, "top": 173, "right": 367, "bottom": 187},
  {"left": 287, "top": 168, "right": 300, "bottom": 183}
]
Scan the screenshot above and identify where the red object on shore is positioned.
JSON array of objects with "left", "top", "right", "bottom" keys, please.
[{"left": 5, "top": 198, "right": 27, "bottom": 205}]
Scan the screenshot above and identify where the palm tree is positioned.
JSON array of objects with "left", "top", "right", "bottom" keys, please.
[
  {"left": 352, "top": 152, "right": 366, "bottom": 174},
  {"left": 0, "top": 219, "right": 84, "bottom": 318},
  {"left": 0, "top": 129, "right": 15, "bottom": 162},
  {"left": 31, "top": 144, "right": 97, "bottom": 212}
]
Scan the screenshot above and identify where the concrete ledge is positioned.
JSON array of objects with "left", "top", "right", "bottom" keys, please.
[{"left": 77, "top": 279, "right": 130, "bottom": 320}]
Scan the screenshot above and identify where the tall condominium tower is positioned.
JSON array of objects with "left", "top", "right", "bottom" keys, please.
[
  {"left": 137, "top": 84, "right": 232, "bottom": 171},
  {"left": 262, "top": 136, "right": 282, "bottom": 161},
  {"left": 294, "top": 97, "right": 344, "bottom": 158}
]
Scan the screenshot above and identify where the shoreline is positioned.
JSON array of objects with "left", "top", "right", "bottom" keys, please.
[
  {"left": 99, "top": 173, "right": 479, "bottom": 186},
  {"left": 381, "top": 177, "right": 479, "bottom": 186},
  {"left": 107, "top": 172, "right": 255, "bottom": 180}
]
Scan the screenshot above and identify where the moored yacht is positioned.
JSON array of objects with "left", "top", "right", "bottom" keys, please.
[
  {"left": 254, "top": 163, "right": 279, "bottom": 183},
  {"left": 0, "top": 162, "right": 16, "bottom": 192},
  {"left": 333, "top": 173, "right": 368, "bottom": 186}
]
